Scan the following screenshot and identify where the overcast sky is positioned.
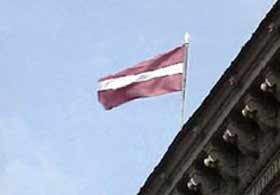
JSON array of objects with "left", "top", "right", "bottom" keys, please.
[{"left": 0, "top": 1, "right": 273, "bottom": 195}]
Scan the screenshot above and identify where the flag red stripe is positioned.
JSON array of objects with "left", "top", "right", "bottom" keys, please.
[
  {"left": 99, "top": 45, "right": 185, "bottom": 81},
  {"left": 98, "top": 74, "right": 182, "bottom": 110}
]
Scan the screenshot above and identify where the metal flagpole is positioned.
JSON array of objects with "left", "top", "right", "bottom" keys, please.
[{"left": 179, "top": 32, "right": 190, "bottom": 128}]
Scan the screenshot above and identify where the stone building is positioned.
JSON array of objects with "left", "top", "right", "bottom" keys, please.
[{"left": 137, "top": 2, "right": 280, "bottom": 195}]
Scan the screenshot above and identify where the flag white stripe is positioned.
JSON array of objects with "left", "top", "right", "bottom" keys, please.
[{"left": 99, "top": 63, "right": 183, "bottom": 91}]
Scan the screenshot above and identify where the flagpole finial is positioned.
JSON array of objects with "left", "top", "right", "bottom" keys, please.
[{"left": 184, "top": 32, "right": 190, "bottom": 44}]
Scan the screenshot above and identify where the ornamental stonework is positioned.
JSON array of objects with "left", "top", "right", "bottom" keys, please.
[{"left": 137, "top": 2, "right": 280, "bottom": 195}]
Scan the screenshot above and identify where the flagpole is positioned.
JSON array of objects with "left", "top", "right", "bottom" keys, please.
[{"left": 179, "top": 33, "right": 190, "bottom": 128}]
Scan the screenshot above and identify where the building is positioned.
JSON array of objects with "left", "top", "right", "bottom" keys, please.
[{"left": 137, "top": 2, "right": 280, "bottom": 195}]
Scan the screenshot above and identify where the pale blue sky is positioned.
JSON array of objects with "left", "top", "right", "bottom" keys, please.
[{"left": 0, "top": 1, "right": 272, "bottom": 195}]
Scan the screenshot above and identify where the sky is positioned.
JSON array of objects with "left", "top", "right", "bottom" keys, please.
[{"left": 0, "top": 1, "right": 273, "bottom": 195}]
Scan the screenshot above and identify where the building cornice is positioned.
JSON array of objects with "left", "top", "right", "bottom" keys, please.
[{"left": 138, "top": 2, "right": 280, "bottom": 195}]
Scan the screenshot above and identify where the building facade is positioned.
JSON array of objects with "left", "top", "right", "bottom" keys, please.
[{"left": 138, "top": 2, "right": 280, "bottom": 195}]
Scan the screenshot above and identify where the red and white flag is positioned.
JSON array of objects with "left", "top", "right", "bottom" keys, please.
[{"left": 98, "top": 45, "right": 186, "bottom": 110}]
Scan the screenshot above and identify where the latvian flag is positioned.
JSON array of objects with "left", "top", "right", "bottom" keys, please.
[{"left": 98, "top": 45, "right": 186, "bottom": 110}]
